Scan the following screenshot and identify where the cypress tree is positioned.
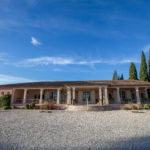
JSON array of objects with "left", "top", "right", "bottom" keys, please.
[
  {"left": 120, "top": 74, "right": 124, "bottom": 80},
  {"left": 129, "top": 62, "right": 138, "bottom": 80},
  {"left": 139, "top": 51, "right": 148, "bottom": 81},
  {"left": 112, "top": 70, "right": 118, "bottom": 80},
  {"left": 148, "top": 50, "right": 150, "bottom": 81}
]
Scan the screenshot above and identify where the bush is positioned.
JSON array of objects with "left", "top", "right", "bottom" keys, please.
[
  {"left": 24, "top": 104, "right": 30, "bottom": 109},
  {"left": 137, "top": 104, "right": 143, "bottom": 110},
  {"left": 40, "top": 102, "right": 53, "bottom": 110},
  {"left": 0, "top": 94, "right": 11, "bottom": 107},
  {"left": 11, "top": 105, "right": 17, "bottom": 109},
  {"left": 131, "top": 105, "right": 137, "bottom": 110},
  {"left": 72, "top": 99, "right": 76, "bottom": 105},
  {"left": 144, "top": 104, "right": 150, "bottom": 109},
  {"left": 120, "top": 106, "right": 130, "bottom": 110},
  {"left": 28, "top": 103, "right": 35, "bottom": 109},
  {"left": 2, "top": 106, "right": 11, "bottom": 110},
  {"left": 32, "top": 99, "right": 39, "bottom": 104}
]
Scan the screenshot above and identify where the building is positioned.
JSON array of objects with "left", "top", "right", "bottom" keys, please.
[{"left": 0, "top": 80, "right": 150, "bottom": 105}]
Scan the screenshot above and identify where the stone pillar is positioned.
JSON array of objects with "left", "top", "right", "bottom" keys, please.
[
  {"left": 99, "top": 87, "right": 102, "bottom": 100},
  {"left": 57, "top": 88, "right": 60, "bottom": 104},
  {"left": 72, "top": 87, "right": 75, "bottom": 100},
  {"left": 104, "top": 86, "right": 109, "bottom": 104},
  {"left": 40, "top": 89, "right": 43, "bottom": 104},
  {"left": 145, "top": 87, "right": 148, "bottom": 98},
  {"left": 23, "top": 88, "right": 27, "bottom": 104},
  {"left": 67, "top": 87, "right": 71, "bottom": 105},
  {"left": 135, "top": 87, "right": 141, "bottom": 103},
  {"left": 11, "top": 88, "right": 15, "bottom": 105},
  {"left": 116, "top": 87, "right": 121, "bottom": 104}
]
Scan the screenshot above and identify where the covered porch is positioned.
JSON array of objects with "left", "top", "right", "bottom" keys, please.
[{"left": 11, "top": 86, "right": 150, "bottom": 106}]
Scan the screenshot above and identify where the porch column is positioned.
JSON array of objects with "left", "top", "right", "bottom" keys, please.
[
  {"left": 57, "top": 88, "right": 60, "bottom": 104},
  {"left": 135, "top": 87, "right": 141, "bottom": 103},
  {"left": 40, "top": 88, "right": 43, "bottom": 104},
  {"left": 104, "top": 86, "right": 109, "bottom": 104},
  {"left": 99, "top": 86, "right": 102, "bottom": 103},
  {"left": 11, "top": 88, "right": 15, "bottom": 105},
  {"left": 116, "top": 87, "right": 121, "bottom": 104},
  {"left": 23, "top": 88, "right": 27, "bottom": 104},
  {"left": 67, "top": 87, "right": 71, "bottom": 105},
  {"left": 72, "top": 87, "right": 75, "bottom": 100},
  {"left": 145, "top": 87, "right": 148, "bottom": 98}
]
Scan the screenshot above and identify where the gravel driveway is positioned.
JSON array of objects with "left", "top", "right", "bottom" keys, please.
[{"left": 0, "top": 110, "right": 150, "bottom": 150}]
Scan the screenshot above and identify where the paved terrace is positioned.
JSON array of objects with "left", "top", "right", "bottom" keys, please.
[{"left": 0, "top": 110, "right": 150, "bottom": 150}]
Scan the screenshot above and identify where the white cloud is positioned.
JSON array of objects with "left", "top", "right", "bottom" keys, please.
[
  {"left": 0, "top": 74, "right": 34, "bottom": 84},
  {"left": 31, "top": 37, "right": 41, "bottom": 46},
  {"left": 144, "top": 44, "right": 150, "bottom": 52},
  {"left": 16, "top": 56, "right": 140, "bottom": 67}
]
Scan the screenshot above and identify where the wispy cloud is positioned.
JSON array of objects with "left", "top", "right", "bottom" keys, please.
[
  {"left": 0, "top": 74, "right": 34, "bottom": 84},
  {"left": 16, "top": 56, "right": 140, "bottom": 67},
  {"left": 31, "top": 37, "right": 41, "bottom": 46}
]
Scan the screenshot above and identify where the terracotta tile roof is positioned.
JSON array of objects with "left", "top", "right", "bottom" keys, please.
[{"left": 0, "top": 80, "right": 150, "bottom": 88}]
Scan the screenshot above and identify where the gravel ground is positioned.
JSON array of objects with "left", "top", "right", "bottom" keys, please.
[{"left": 0, "top": 110, "right": 150, "bottom": 150}]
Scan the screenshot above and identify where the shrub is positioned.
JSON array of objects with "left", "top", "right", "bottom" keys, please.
[
  {"left": 11, "top": 105, "right": 17, "bottom": 109},
  {"left": 72, "top": 99, "right": 76, "bottom": 105},
  {"left": 40, "top": 102, "right": 53, "bottom": 110},
  {"left": 120, "top": 105, "right": 130, "bottom": 110},
  {"left": 131, "top": 105, "right": 137, "bottom": 110},
  {"left": 0, "top": 94, "right": 11, "bottom": 107},
  {"left": 2, "top": 106, "right": 11, "bottom": 110},
  {"left": 32, "top": 99, "right": 39, "bottom": 104},
  {"left": 144, "top": 104, "right": 150, "bottom": 109},
  {"left": 30, "top": 102, "right": 36, "bottom": 109},
  {"left": 24, "top": 104, "right": 30, "bottom": 109},
  {"left": 137, "top": 104, "right": 143, "bottom": 110}
]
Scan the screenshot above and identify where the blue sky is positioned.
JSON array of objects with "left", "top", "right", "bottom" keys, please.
[{"left": 0, "top": 0, "right": 150, "bottom": 84}]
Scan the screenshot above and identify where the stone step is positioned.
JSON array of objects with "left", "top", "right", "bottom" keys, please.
[{"left": 66, "top": 105, "right": 105, "bottom": 111}]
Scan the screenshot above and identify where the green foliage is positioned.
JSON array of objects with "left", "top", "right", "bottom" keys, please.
[
  {"left": 148, "top": 50, "right": 150, "bottom": 81},
  {"left": 32, "top": 99, "right": 39, "bottom": 103},
  {"left": 0, "top": 94, "right": 11, "bottom": 107},
  {"left": 129, "top": 62, "right": 138, "bottom": 80},
  {"left": 139, "top": 51, "right": 148, "bottom": 81},
  {"left": 112, "top": 70, "right": 118, "bottom": 80},
  {"left": 144, "top": 104, "right": 150, "bottom": 109},
  {"left": 2, "top": 106, "right": 11, "bottom": 110},
  {"left": 72, "top": 99, "right": 76, "bottom": 105},
  {"left": 120, "top": 74, "right": 124, "bottom": 80},
  {"left": 137, "top": 104, "right": 143, "bottom": 110},
  {"left": 29, "top": 103, "right": 36, "bottom": 109},
  {"left": 24, "top": 104, "right": 30, "bottom": 109}
]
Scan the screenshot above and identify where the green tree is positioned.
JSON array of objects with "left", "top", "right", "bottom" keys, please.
[
  {"left": 129, "top": 62, "right": 138, "bottom": 80},
  {"left": 148, "top": 50, "right": 150, "bottom": 81},
  {"left": 120, "top": 74, "right": 124, "bottom": 80},
  {"left": 139, "top": 51, "right": 148, "bottom": 81},
  {"left": 112, "top": 70, "right": 118, "bottom": 80}
]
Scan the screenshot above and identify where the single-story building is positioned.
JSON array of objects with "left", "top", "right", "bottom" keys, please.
[{"left": 0, "top": 80, "right": 150, "bottom": 105}]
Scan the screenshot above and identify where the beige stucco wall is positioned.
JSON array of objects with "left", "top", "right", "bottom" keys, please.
[{"left": 0, "top": 88, "right": 12, "bottom": 97}]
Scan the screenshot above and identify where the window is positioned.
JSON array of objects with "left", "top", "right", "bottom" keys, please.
[
  {"left": 1, "top": 92, "right": 4, "bottom": 95},
  {"left": 141, "top": 93, "right": 144, "bottom": 99},
  {"left": 49, "top": 92, "right": 57, "bottom": 101},
  {"left": 83, "top": 92, "right": 91, "bottom": 101},
  {"left": 120, "top": 91, "right": 125, "bottom": 99},
  {"left": 131, "top": 93, "right": 135, "bottom": 99}
]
